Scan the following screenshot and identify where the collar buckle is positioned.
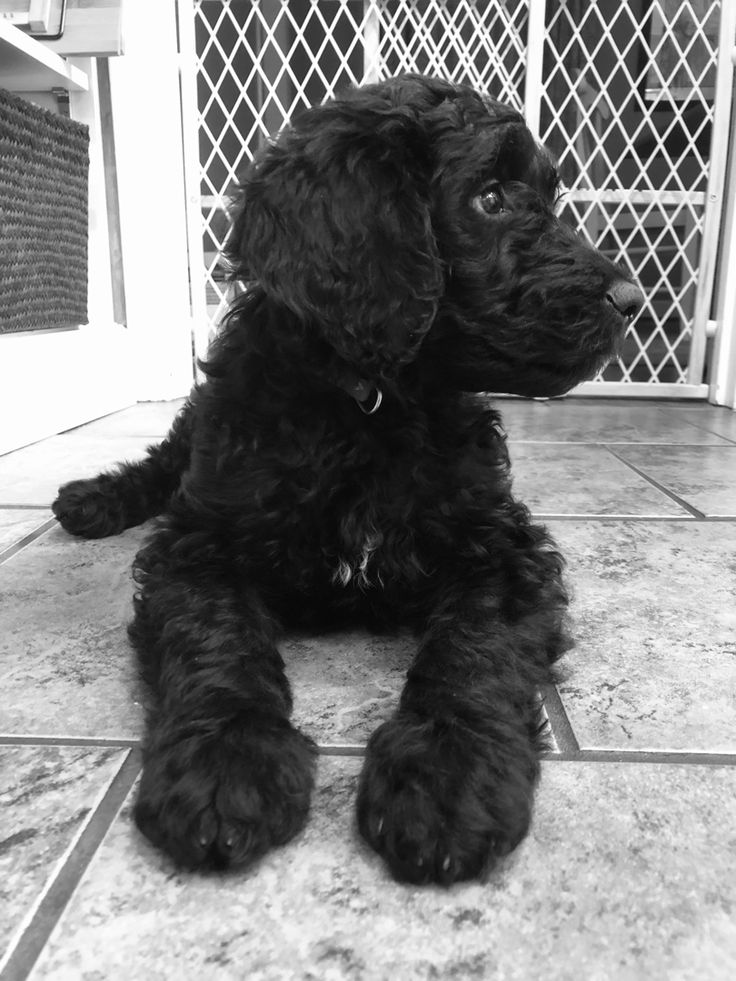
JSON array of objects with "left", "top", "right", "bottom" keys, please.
[{"left": 356, "top": 386, "right": 383, "bottom": 415}]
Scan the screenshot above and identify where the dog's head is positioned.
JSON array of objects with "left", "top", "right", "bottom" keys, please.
[{"left": 224, "top": 74, "right": 642, "bottom": 399}]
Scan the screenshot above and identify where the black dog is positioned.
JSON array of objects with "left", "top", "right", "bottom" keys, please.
[{"left": 53, "top": 75, "right": 642, "bottom": 885}]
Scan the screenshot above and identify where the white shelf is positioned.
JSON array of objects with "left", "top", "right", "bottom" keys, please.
[{"left": 0, "top": 19, "right": 88, "bottom": 92}]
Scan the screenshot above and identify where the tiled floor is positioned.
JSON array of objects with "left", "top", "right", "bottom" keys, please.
[{"left": 1, "top": 397, "right": 735, "bottom": 980}]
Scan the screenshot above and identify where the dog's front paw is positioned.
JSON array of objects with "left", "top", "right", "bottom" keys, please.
[
  {"left": 52, "top": 477, "right": 126, "bottom": 538},
  {"left": 134, "top": 718, "right": 317, "bottom": 870},
  {"left": 357, "top": 712, "right": 538, "bottom": 885}
]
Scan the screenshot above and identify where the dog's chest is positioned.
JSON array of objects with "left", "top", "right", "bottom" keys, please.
[
  {"left": 331, "top": 524, "right": 384, "bottom": 589},
  {"left": 326, "top": 487, "right": 425, "bottom": 592}
]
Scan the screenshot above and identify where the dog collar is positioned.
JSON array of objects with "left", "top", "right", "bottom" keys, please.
[
  {"left": 356, "top": 385, "right": 383, "bottom": 415},
  {"left": 347, "top": 377, "right": 383, "bottom": 415}
]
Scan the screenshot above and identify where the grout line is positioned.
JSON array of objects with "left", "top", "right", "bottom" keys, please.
[
  {"left": 542, "top": 749, "right": 736, "bottom": 766},
  {"left": 537, "top": 514, "right": 736, "bottom": 522},
  {"left": 541, "top": 685, "right": 580, "bottom": 753},
  {"left": 533, "top": 513, "right": 699, "bottom": 521},
  {"left": 0, "top": 735, "right": 140, "bottom": 748},
  {"left": 683, "top": 514, "right": 736, "bottom": 522},
  {"left": 0, "top": 518, "right": 58, "bottom": 567},
  {"left": 0, "top": 505, "right": 50, "bottom": 511},
  {"left": 604, "top": 446, "right": 707, "bottom": 518},
  {"left": 317, "top": 744, "right": 366, "bottom": 756},
  {"left": 6, "top": 741, "right": 362, "bottom": 757},
  {"left": 316, "top": 745, "right": 736, "bottom": 767},
  {"left": 0, "top": 748, "right": 142, "bottom": 981},
  {"left": 2, "top": 738, "right": 732, "bottom": 768},
  {"left": 508, "top": 439, "right": 735, "bottom": 446},
  {"left": 664, "top": 419, "right": 736, "bottom": 447}
]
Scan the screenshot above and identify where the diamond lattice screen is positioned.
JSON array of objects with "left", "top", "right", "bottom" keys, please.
[
  {"left": 193, "top": 0, "right": 721, "bottom": 387},
  {"left": 194, "top": 0, "right": 529, "bottom": 335},
  {"left": 540, "top": 0, "right": 720, "bottom": 384}
]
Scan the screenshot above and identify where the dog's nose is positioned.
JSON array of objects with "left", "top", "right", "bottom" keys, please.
[{"left": 605, "top": 280, "right": 645, "bottom": 321}]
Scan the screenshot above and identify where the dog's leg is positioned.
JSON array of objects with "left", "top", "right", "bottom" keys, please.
[
  {"left": 357, "top": 577, "right": 565, "bottom": 885},
  {"left": 129, "top": 525, "right": 317, "bottom": 870},
  {"left": 52, "top": 399, "right": 195, "bottom": 539}
]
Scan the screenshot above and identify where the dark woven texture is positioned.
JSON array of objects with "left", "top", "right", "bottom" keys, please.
[{"left": 0, "top": 88, "right": 89, "bottom": 334}]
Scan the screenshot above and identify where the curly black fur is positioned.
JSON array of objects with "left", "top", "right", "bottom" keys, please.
[{"left": 53, "top": 75, "right": 641, "bottom": 885}]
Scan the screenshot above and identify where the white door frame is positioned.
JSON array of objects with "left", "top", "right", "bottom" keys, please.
[{"left": 708, "top": 39, "right": 736, "bottom": 408}]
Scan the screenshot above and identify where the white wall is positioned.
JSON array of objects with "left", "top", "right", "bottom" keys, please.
[{"left": 107, "top": 0, "right": 195, "bottom": 400}]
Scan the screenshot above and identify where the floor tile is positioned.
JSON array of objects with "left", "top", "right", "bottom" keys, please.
[
  {"left": 490, "top": 397, "right": 554, "bottom": 440},
  {"left": 286, "top": 631, "right": 412, "bottom": 745},
  {"left": 0, "top": 509, "right": 52, "bottom": 553},
  {"left": 614, "top": 444, "right": 736, "bottom": 516},
  {"left": 29, "top": 757, "right": 736, "bottom": 981},
  {"left": 506, "top": 398, "right": 731, "bottom": 444},
  {"left": 287, "top": 632, "right": 557, "bottom": 751},
  {"left": 508, "top": 443, "right": 687, "bottom": 516},
  {"left": 664, "top": 402, "right": 736, "bottom": 443},
  {"left": 63, "top": 400, "right": 186, "bottom": 439},
  {"left": 0, "top": 524, "right": 148, "bottom": 739},
  {"left": 0, "top": 746, "right": 129, "bottom": 966},
  {"left": 553, "top": 520, "right": 736, "bottom": 752},
  {"left": 0, "top": 435, "right": 158, "bottom": 506}
]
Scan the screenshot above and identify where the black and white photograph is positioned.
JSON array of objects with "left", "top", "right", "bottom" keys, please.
[{"left": 1, "top": 1, "right": 735, "bottom": 978}]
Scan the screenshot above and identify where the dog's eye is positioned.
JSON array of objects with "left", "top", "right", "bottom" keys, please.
[{"left": 471, "top": 186, "right": 504, "bottom": 216}]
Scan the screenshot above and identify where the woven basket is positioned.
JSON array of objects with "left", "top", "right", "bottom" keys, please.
[{"left": 0, "top": 88, "right": 89, "bottom": 334}]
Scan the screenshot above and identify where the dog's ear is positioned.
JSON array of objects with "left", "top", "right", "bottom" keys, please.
[{"left": 224, "top": 100, "right": 443, "bottom": 377}]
